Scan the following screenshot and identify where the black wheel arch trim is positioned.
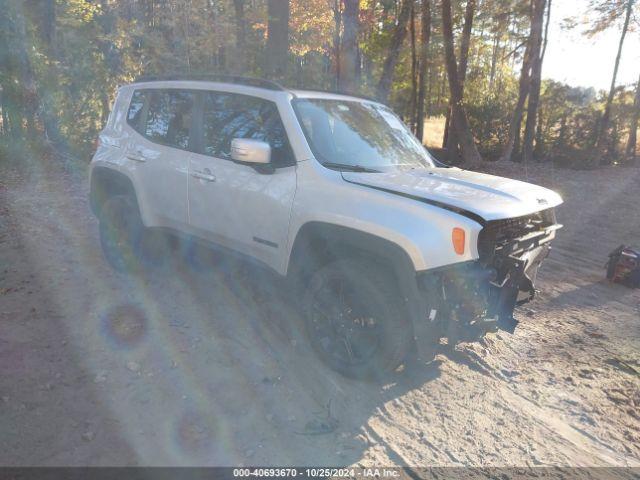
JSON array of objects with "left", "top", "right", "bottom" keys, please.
[
  {"left": 287, "top": 221, "right": 428, "bottom": 342},
  {"left": 90, "top": 167, "right": 141, "bottom": 218}
]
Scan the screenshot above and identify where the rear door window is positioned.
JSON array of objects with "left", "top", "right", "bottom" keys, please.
[
  {"left": 143, "top": 90, "right": 195, "bottom": 151},
  {"left": 201, "top": 92, "right": 294, "bottom": 167}
]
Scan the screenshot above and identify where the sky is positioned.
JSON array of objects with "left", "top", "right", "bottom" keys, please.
[{"left": 542, "top": 0, "right": 640, "bottom": 91}]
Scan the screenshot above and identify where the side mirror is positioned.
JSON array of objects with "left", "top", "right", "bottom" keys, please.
[{"left": 231, "top": 138, "right": 271, "bottom": 165}]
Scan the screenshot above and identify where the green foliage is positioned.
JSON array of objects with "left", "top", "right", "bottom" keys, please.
[
  {"left": 584, "top": 0, "right": 639, "bottom": 37},
  {"left": 0, "top": 0, "right": 637, "bottom": 167}
]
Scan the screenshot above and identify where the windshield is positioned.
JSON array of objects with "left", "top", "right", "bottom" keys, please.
[{"left": 292, "top": 98, "right": 435, "bottom": 171}]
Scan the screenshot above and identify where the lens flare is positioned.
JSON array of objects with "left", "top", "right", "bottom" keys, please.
[{"left": 100, "top": 303, "right": 148, "bottom": 350}]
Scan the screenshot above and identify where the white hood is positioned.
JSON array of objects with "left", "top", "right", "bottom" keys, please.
[{"left": 342, "top": 167, "right": 563, "bottom": 222}]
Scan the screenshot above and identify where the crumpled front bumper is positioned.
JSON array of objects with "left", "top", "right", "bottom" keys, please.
[
  {"left": 485, "top": 242, "right": 551, "bottom": 333},
  {"left": 416, "top": 221, "right": 560, "bottom": 342}
]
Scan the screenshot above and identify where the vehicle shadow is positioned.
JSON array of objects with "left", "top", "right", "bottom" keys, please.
[{"left": 110, "top": 238, "right": 444, "bottom": 466}]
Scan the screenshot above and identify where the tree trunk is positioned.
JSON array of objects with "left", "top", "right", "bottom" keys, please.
[
  {"left": 513, "top": 121, "right": 522, "bottom": 161},
  {"left": 232, "top": 0, "right": 247, "bottom": 74},
  {"left": 522, "top": 0, "right": 547, "bottom": 164},
  {"left": 457, "top": 0, "right": 475, "bottom": 87},
  {"left": 265, "top": 0, "right": 289, "bottom": 81},
  {"left": 376, "top": 0, "right": 413, "bottom": 102},
  {"left": 556, "top": 115, "right": 567, "bottom": 149},
  {"left": 41, "top": 0, "right": 65, "bottom": 146},
  {"left": 594, "top": 0, "right": 635, "bottom": 164},
  {"left": 0, "top": 0, "right": 21, "bottom": 138},
  {"left": 333, "top": 0, "right": 342, "bottom": 90},
  {"left": 534, "top": 103, "right": 545, "bottom": 159},
  {"left": 500, "top": 0, "right": 541, "bottom": 162},
  {"left": 625, "top": 72, "right": 640, "bottom": 163},
  {"left": 488, "top": 31, "right": 499, "bottom": 91},
  {"left": 415, "top": 0, "right": 431, "bottom": 142},
  {"left": 539, "top": 0, "right": 551, "bottom": 63},
  {"left": 444, "top": 0, "right": 476, "bottom": 161},
  {"left": 1, "top": 92, "right": 9, "bottom": 137},
  {"left": 339, "top": 0, "right": 359, "bottom": 93},
  {"left": 12, "top": 1, "right": 39, "bottom": 139},
  {"left": 441, "top": 0, "right": 482, "bottom": 166},
  {"left": 442, "top": 105, "right": 451, "bottom": 148},
  {"left": 408, "top": 1, "right": 417, "bottom": 131}
]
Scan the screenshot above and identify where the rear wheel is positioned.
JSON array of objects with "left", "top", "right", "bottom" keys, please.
[
  {"left": 302, "top": 259, "right": 413, "bottom": 379},
  {"left": 138, "top": 228, "right": 172, "bottom": 270},
  {"left": 98, "top": 195, "right": 144, "bottom": 273}
]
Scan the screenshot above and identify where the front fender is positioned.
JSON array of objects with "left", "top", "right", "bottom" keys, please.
[{"left": 287, "top": 172, "right": 484, "bottom": 274}]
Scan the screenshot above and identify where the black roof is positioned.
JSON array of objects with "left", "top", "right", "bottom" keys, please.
[{"left": 132, "top": 73, "right": 383, "bottom": 103}]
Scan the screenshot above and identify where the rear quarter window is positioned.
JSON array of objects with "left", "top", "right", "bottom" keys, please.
[{"left": 126, "top": 90, "right": 146, "bottom": 133}]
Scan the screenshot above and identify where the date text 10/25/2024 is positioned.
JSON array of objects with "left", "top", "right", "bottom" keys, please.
[{"left": 233, "top": 468, "right": 401, "bottom": 478}]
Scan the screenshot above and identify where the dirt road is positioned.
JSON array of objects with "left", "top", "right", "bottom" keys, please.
[{"left": 1, "top": 156, "right": 639, "bottom": 467}]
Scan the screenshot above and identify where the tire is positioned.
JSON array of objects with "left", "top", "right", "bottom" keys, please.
[
  {"left": 183, "top": 238, "right": 218, "bottom": 273},
  {"left": 98, "top": 195, "right": 144, "bottom": 273},
  {"left": 138, "top": 227, "right": 173, "bottom": 270},
  {"left": 302, "top": 258, "right": 414, "bottom": 379}
]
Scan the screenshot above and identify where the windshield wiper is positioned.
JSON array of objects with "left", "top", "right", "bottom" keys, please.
[{"left": 321, "top": 162, "right": 380, "bottom": 173}]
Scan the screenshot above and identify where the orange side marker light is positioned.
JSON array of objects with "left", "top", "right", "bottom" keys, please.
[{"left": 452, "top": 227, "right": 465, "bottom": 255}]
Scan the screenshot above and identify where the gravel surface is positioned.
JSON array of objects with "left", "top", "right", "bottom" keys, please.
[{"left": 0, "top": 157, "right": 639, "bottom": 468}]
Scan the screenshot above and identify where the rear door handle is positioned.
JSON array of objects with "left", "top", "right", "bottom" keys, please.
[
  {"left": 126, "top": 152, "right": 147, "bottom": 162},
  {"left": 191, "top": 169, "right": 216, "bottom": 182}
]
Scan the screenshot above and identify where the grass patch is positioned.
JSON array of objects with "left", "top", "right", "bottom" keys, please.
[{"left": 422, "top": 115, "right": 446, "bottom": 148}]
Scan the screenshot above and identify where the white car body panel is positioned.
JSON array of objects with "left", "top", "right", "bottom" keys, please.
[
  {"left": 188, "top": 151, "right": 297, "bottom": 270},
  {"left": 341, "top": 168, "right": 562, "bottom": 221},
  {"left": 127, "top": 134, "right": 189, "bottom": 229},
  {"left": 285, "top": 159, "right": 483, "bottom": 274},
  {"left": 90, "top": 79, "right": 563, "bottom": 277}
]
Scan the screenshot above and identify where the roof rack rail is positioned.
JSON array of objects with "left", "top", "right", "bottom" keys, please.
[
  {"left": 320, "top": 89, "right": 381, "bottom": 103},
  {"left": 292, "top": 87, "right": 382, "bottom": 104},
  {"left": 133, "top": 74, "right": 287, "bottom": 91}
]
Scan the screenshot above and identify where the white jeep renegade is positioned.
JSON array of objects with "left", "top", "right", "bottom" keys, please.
[{"left": 90, "top": 75, "right": 563, "bottom": 378}]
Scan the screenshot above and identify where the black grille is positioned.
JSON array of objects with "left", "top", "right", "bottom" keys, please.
[{"left": 478, "top": 208, "right": 556, "bottom": 262}]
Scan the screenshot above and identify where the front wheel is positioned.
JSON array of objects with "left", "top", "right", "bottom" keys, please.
[{"left": 302, "top": 259, "right": 414, "bottom": 379}]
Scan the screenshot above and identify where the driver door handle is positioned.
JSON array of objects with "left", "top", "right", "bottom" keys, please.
[{"left": 191, "top": 169, "right": 216, "bottom": 182}]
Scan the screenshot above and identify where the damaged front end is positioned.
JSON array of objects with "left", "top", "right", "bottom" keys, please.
[{"left": 418, "top": 208, "right": 561, "bottom": 344}]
